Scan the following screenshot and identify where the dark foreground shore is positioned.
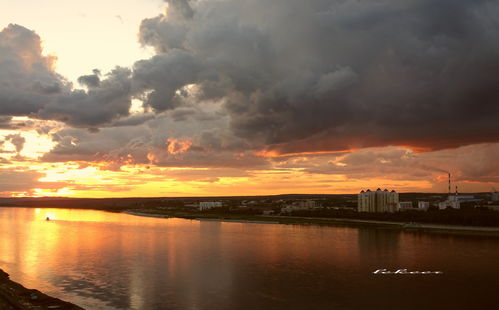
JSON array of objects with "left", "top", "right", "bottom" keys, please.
[{"left": 0, "top": 269, "right": 83, "bottom": 310}]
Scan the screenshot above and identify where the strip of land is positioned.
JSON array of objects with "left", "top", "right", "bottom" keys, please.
[
  {"left": 121, "top": 209, "right": 499, "bottom": 236},
  {"left": 122, "top": 210, "right": 171, "bottom": 218},
  {"left": 0, "top": 269, "right": 83, "bottom": 310},
  {"left": 2, "top": 194, "right": 499, "bottom": 235},
  {"left": 125, "top": 209, "right": 499, "bottom": 237}
]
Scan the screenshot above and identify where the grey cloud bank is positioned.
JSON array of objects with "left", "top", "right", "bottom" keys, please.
[
  {"left": 136, "top": 0, "right": 499, "bottom": 153},
  {"left": 1, "top": 0, "right": 499, "bottom": 162},
  {"left": 0, "top": 24, "right": 133, "bottom": 128}
]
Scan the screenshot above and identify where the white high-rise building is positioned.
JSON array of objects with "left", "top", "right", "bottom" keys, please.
[{"left": 358, "top": 188, "right": 399, "bottom": 213}]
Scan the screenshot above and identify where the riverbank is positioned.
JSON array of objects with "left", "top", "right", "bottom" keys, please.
[
  {"left": 0, "top": 269, "right": 83, "bottom": 310},
  {"left": 273, "top": 215, "right": 499, "bottom": 236},
  {"left": 122, "top": 210, "right": 171, "bottom": 218},
  {"left": 121, "top": 210, "right": 499, "bottom": 236},
  {"left": 196, "top": 218, "right": 280, "bottom": 224}
]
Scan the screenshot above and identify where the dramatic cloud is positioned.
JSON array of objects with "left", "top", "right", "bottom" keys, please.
[
  {"left": 0, "top": 24, "right": 63, "bottom": 115},
  {"left": 274, "top": 143, "right": 499, "bottom": 190},
  {"left": 77, "top": 69, "right": 101, "bottom": 88},
  {"left": 166, "top": 138, "right": 192, "bottom": 154},
  {"left": 0, "top": 24, "right": 133, "bottom": 128},
  {"left": 2, "top": 1, "right": 499, "bottom": 196},
  {"left": 5, "top": 1, "right": 499, "bottom": 154},
  {"left": 42, "top": 112, "right": 268, "bottom": 169},
  {"left": 132, "top": 49, "right": 207, "bottom": 112},
  {"left": 135, "top": 0, "right": 499, "bottom": 155},
  {"left": 0, "top": 116, "right": 13, "bottom": 129},
  {"left": 38, "top": 66, "right": 132, "bottom": 127},
  {"left": 0, "top": 169, "right": 43, "bottom": 194},
  {"left": 4, "top": 133, "right": 25, "bottom": 153},
  {"left": 0, "top": 167, "right": 66, "bottom": 196}
]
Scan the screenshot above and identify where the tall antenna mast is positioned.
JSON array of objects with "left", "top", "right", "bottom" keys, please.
[{"left": 448, "top": 173, "right": 451, "bottom": 195}]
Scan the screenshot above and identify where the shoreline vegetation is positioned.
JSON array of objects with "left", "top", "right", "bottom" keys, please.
[
  {"left": 121, "top": 209, "right": 499, "bottom": 237},
  {"left": 0, "top": 193, "right": 499, "bottom": 236},
  {"left": 1, "top": 192, "right": 499, "bottom": 236},
  {"left": 0, "top": 269, "right": 83, "bottom": 310}
]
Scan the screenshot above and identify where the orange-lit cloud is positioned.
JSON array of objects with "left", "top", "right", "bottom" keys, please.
[
  {"left": 166, "top": 138, "right": 192, "bottom": 155},
  {"left": 2, "top": 119, "right": 499, "bottom": 198},
  {"left": 2, "top": 1, "right": 499, "bottom": 198}
]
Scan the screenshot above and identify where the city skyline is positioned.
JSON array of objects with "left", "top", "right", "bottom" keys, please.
[{"left": 1, "top": 0, "right": 499, "bottom": 197}]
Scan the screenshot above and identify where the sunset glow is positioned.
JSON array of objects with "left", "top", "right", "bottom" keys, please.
[
  {"left": 2, "top": 2, "right": 499, "bottom": 310},
  {"left": 1, "top": 0, "right": 498, "bottom": 198}
]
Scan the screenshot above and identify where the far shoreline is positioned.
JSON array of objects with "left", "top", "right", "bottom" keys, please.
[
  {"left": 1, "top": 205, "right": 498, "bottom": 237},
  {"left": 119, "top": 210, "right": 499, "bottom": 237}
]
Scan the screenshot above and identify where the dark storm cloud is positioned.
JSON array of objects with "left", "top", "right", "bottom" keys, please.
[
  {"left": 132, "top": 50, "right": 207, "bottom": 112},
  {"left": 77, "top": 69, "right": 101, "bottom": 88},
  {"left": 0, "top": 24, "right": 65, "bottom": 115},
  {"left": 4, "top": 0, "right": 499, "bottom": 168},
  {"left": 167, "top": 0, "right": 195, "bottom": 20},
  {"left": 0, "top": 24, "right": 133, "bottom": 128},
  {"left": 39, "top": 67, "right": 133, "bottom": 127},
  {"left": 135, "top": 0, "right": 499, "bottom": 154},
  {"left": 110, "top": 113, "right": 156, "bottom": 127}
]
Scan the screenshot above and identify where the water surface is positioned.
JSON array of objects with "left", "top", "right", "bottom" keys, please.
[{"left": 1, "top": 207, "right": 498, "bottom": 309}]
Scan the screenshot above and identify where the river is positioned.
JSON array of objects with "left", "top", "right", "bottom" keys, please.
[{"left": 0, "top": 207, "right": 498, "bottom": 309}]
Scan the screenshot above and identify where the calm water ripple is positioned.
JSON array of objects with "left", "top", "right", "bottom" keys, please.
[{"left": 1, "top": 207, "right": 498, "bottom": 310}]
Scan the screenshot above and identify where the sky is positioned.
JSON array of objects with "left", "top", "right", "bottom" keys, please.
[{"left": 0, "top": 0, "right": 499, "bottom": 197}]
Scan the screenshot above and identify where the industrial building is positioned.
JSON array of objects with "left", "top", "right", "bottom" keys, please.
[
  {"left": 199, "top": 201, "right": 223, "bottom": 210},
  {"left": 358, "top": 188, "right": 399, "bottom": 213},
  {"left": 491, "top": 189, "right": 499, "bottom": 202},
  {"left": 437, "top": 173, "right": 474, "bottom": 210},
  {"left": 438, "top": 195, "right": 461, "bottom": 210}
]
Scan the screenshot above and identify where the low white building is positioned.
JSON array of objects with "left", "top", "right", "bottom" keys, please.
[
  {"left": 399, "top": 202, "right": 413, "bottom": 210},
  {"left": 418, "top": 201, "right": 430, "bottom": 210},
  {"left": 280, "top": 200, "right": 316, "bottom": 214},
  {"left": 280, "top": 205, "right": 306, "bottom": 213},
  {"left": 199, "top": 201, "right": 223, "bottom": 210},
  {"left": 302, "top": 200, "right": 316, "bottom": 208},
  {"left": 438, "top": 195, "right": 460, "bottom": 210}
]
